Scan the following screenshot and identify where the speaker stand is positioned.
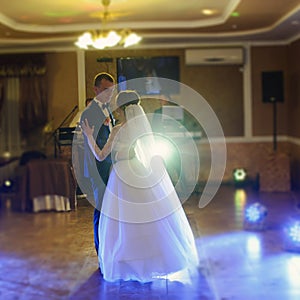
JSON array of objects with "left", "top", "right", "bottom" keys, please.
[{"left": 272, "top": 100, "right": 277, "bottom": 152}]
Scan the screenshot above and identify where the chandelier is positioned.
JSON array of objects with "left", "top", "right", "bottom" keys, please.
[{"left": 75, "top": 0, "right": 142, "bottom": 50}]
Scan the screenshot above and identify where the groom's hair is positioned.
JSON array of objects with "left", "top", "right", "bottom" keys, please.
[
  {"left": 94, "top": 72, "right": 115, "bottom": 87},
  {"left": 116, "top": 90, "right": 141, "bottom": 110}
]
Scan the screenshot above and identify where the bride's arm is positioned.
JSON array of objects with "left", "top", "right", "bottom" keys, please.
[
  {"left": 115, "top": 146, "right": 135, "bottom": 161},
  {"left": 81, "top": 119, "right": 120, "bottom": 161}
]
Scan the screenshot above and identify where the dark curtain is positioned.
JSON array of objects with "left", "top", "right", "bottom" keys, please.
[
  {"left": 19, "top": 75, "right": 47, "bottom": 135},
  {"left": 0, "top": 53, "right": 47, "bottom": 136}
]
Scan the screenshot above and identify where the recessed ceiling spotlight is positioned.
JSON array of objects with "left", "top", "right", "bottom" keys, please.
[{"left": 202, "top": 9, "right": 217, "bottom": 16}]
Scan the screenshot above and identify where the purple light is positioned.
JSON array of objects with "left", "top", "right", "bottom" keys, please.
[
  {"left": 283, "top": 218, "right": 300, "bottom": 252},
  {"left": 244, "top": 202, "right": 267, "bottom": 231},
  {"left": 245, "top": 203, "right": 267, "bottom": 223},
  {"left": 286, "top": 221, "right": 300, "bottom": 243},
  {"left": 289, "top": 222, "right": 300, "bottom": 243}
]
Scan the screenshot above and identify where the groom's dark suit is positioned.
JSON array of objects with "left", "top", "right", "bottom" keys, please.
[{"left": 80, "top": 99, "right": 112, "bottom": 254}]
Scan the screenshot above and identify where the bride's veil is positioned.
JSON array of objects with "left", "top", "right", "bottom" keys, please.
[
  {"left": 124, "top": 104, "right": 158, "bottom": 171},
  {"left": 104, "top": 102, "right": 182, "bottom": 223}
]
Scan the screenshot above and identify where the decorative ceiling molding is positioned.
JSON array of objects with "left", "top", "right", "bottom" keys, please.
[
  {"left": 0, "top": 0, "right": 241, "bottom": 32},
  {"left": 0, "top": 0, "right": 299, "bottom": 52}
]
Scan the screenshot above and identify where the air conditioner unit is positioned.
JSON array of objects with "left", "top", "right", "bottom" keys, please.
[{"left": 185, "top": 48, "right": 244, "bottom": 65}]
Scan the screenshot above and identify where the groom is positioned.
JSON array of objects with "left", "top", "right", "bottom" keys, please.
[{"left": 80, "top": 72, "right": 115, "bottom": 255}]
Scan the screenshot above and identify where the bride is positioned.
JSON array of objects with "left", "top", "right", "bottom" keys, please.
[{"left": 81, "top": 90, "right": 199, "bottom": 283}]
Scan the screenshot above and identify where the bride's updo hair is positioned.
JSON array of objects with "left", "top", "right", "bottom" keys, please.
[{"left": 116, "top": 90, "right": 141, "bottom": 111}]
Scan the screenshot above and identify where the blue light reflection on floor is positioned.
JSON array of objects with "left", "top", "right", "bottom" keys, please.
[
  {"left": 195, "top": 231, "right": 300, "bottom": 299},
  {"left": 287, "top": 256, "right": 300, "bottom": 288}
]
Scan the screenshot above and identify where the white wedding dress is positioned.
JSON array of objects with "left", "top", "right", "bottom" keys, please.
[{"left": 98, "top": 105, "right": 199, "bottom": 283}]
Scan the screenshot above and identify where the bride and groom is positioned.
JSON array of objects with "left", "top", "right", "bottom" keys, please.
[{"left": 80, "top": 72, "right": 199, "bottom": 283}]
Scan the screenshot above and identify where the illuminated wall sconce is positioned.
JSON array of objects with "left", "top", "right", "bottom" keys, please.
[
  {"left": 244, "top": 202, "right": 268, "bottom": 230},
  {"left": 283, "top": 217, "right": 300, "bottom": 252},
  {"left": 0, "top": 179, "right": 15, "bottom": 210},
  {"left": 233, "top": 168, "right": 247, "bottom": 186},
  {"left": 0, "top": 179, "right": 14, "bottom": 193}
]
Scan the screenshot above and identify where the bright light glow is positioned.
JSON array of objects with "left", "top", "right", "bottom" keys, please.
[
  {"left": 153, "top": 136, "right": 176, "bottom": 162},
  {"left": 233, "top": 168, "right": 247, "bottom": 182},
  {"left": 245, "top": 203, "right": 267, "bottom": 223},
  {"left": 284, "top": 218, "right": 300, "bottom": 252},
  {"left": 3, "top": 151, "right": 11, "bottom": 158},
  {"left": 155, "top": 268, "right": 193, "bottom": 285},
  {"left": 234, "top": 189, "right": 247, "bottom": 226},
  {"left": 246, "top": 235, "right": 261, "bottom": 260},
  {"left": 287, "top": 257, "right": 300, "bottom": 286},
  {"left": 286, "top": 221, "right": 300, "bottom": 243},
  {"left": 234, "top": 189, "right": 246, "bottom": 208},
  {"left": 231, "top": 11, "right": 240, "bottom": 17},
  {"left": 124, "top": 33, "right": 142, "bottom": 48},
  {"left": 87, "top": 32, "right": 121, "bottom": 49},
  {"left": 244, "top": 203, "right": 267, "bottom": 231},
  {"left": 92, "top": 36, "right": 107, "bottom": 49},
  {"left": 75, "top": 32, "right": 93, "bottom": 49},
  {"left": 1, "top": 179, "right": 14, "bottom": 192},
  {"left": 202, "top": 9, "right": 217, "bottom": 15},
  {"left": 75, "top": 0, "right": 141, "bottom": 50},
  {"left": 105, "top": 31, "right": 122, "bottom": 47},
  {"left": 75, "top": 30, "right": 141, "bottom": 50},
  {"left": 4, "top": 180, "right": 12, "bottom": 187},
  {"left": 154, "top": 141, "right": 172, "bottom": 159},
  {"left": 246, "top": 205, "right": 261, "bottom": 222}
]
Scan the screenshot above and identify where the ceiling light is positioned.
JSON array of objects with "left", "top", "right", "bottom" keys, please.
[{"left": 75, "top": 0, "right": 142, "bottom": 50}]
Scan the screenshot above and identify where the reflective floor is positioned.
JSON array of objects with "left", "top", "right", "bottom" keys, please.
[{"left": 1, "top": 185, "right": 300, "bottom": 300}]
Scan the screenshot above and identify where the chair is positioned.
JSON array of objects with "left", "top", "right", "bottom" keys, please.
[{"left": 13, "top": 159, "right": 77, "bottom": 212}]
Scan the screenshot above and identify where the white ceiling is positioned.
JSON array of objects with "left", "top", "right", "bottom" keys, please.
[{"left": 0, "top": 0, "right": 299, "bottom": 52}]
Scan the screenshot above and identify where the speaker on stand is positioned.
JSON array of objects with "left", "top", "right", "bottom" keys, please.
[
  {"left": 259, "top": 71, "right": 290, "bottom": 192},
  {"left": 262, "top": 70, "right": 284, "bottom": 151}
]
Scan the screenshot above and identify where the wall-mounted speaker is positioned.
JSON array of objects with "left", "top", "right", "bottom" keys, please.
[{"left": 262, "top": 71, "right": 284, "bottom": 103}]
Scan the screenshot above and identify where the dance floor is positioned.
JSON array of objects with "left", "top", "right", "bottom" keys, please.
[{"left": 1, "top": 185, "right": 300, "bottom": 299}]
